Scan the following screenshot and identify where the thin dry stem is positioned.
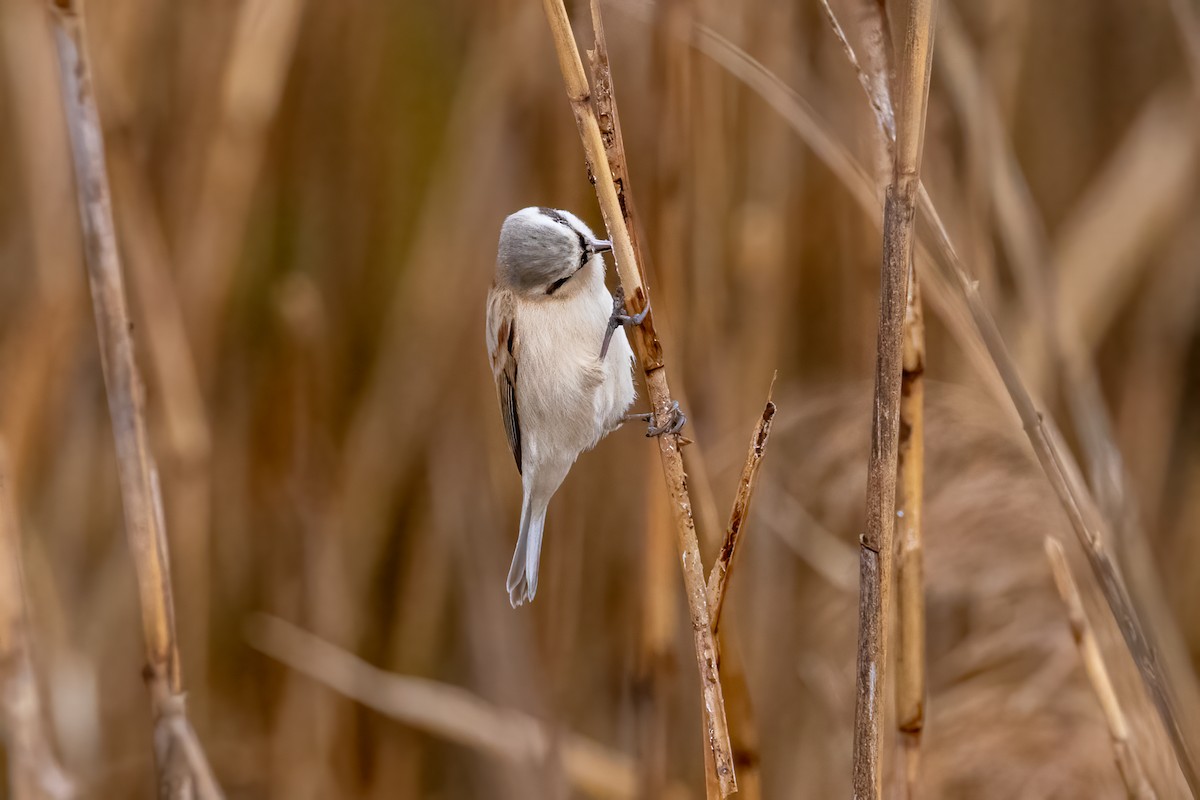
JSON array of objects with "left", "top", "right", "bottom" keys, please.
[
  {"left": 818, "top": 0, "right": 894, "bottom": 165},
  {"left": 818, "top": 6, "right": 929, "bottom": 791},
  {"left": 853, "top": 1, "right": 938, "bottom": 798},
  {"left": 544, "top": 1, "right": 735, "bottom": 794},
  {"left": 706, "top": 383, "right": 777, "bottom": 636},
  {"left": 703, "top": 381, "right": 776, "bottom": 800},
  {"left": 47, "top": 2, "right": 221, "bottom": 796},
  {"left": 246, "top": 615, "right": 642, "bottom": 800},
  {"left": 0, "top": 445, "right": 75, "bottom": 800},
  {"left": 1044, "top": 538, "right": 1157, "bottom": 800}
]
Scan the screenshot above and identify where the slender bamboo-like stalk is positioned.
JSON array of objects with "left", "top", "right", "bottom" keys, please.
[
  {"left": 1044, "top": 539, "right": 1157, "bottom": 800},
  {"left": 46, "top": 2, "right": 222, "bottom": 797},
  {"left": 813, "top": 8, "right": 929, "bottom": 788},
  {"left": 543, "top": 2, "right": 735, "bottom": 794},
  {"left": 828, "top": 4, "right": 929, "bottom": 791},
  {"left": 246, "top": 615, "right": 645, "bottom": 800},
  {"left": 0, "top": 445, "right": 75, "bottom": 800},
  {"left": 852, "top": 1, "right": 937, "bottom": 798},
  {"left": 895, "top": 267, "right": 926, "bottom": 798},
  {"left": 706, "top": 389, "right": 776, "bottom": 636}
]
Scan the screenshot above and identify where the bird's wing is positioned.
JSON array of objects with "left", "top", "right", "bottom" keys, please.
[{"left": 486, "top": 288, "right": 522, "bottom": 474}]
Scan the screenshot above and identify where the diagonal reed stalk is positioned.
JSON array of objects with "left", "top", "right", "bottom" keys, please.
[
  {"left": 45, "top": 2, "right": 222, "bottom": 797},
  {"left": 541, "top": 1, "right": 736, "bottom": 794},
  {"left": 1044, "top": 538, "right": 1157, "bottom": 800},
  {"left": 706, "top": 384, "right": 776, "bottom": 637},
  {"left": 852, "top": 1, "right": 938, "bottom": 798}
]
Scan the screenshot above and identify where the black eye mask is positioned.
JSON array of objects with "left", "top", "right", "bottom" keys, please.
[{"left": 538, "top": 208, "right": 591, "bottom": 295}]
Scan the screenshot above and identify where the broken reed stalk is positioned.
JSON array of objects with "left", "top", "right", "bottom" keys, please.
[
  {"left": 895, "top": 269, "right": 926, "bottom": 798},
  {"left": 706, "top": 387, "right": 776, "bottom": 637},
  {"left": 703, "top": 381, "right": 776, "bottom": 800},
  {"left": 853, "top": 1, "right": 938, "bottom": 798},
  {"left": 0, "top": 444, "right": 75, "bottom": 800},
  {"left": 542, "top": 1, "right": 736, "bottom": 794},
  {"left": 46, "top": 3, "right": 222, "bottom": 797},
  {"left": 1044, "top": 539, "right": 1157, "bottom": 800},
  {"left": 246, "top": 615, "right": 644, "bottom": 800}
]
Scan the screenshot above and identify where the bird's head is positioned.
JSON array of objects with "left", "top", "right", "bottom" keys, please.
[{"left": 495, "top": 207, "right": 612, "bottom": 298}]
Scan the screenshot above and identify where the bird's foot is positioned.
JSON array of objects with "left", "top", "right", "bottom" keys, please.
[
  {"left": 645, "top": 401, "right": 686, "bottom": 437},
  {"left": 600, "top": 287, "right": 650, "bottom": 359}
]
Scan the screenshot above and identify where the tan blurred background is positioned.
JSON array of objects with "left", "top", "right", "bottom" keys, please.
[{"left": 1, "top": 0, "right": 1199, "bottom": 797}]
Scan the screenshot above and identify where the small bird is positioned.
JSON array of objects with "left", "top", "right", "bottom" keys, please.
[{"left": 486, "top": 206, "right": 647, "bottom": 607}]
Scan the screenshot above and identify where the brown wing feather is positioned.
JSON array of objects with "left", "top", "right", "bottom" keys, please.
[{"left": 487, "top": 289, "right": 522, "bottom": 473}]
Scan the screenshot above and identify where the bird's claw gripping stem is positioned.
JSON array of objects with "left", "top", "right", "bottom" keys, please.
[
  {"left": 600, "top": 286, "right": 650, "bottom": 359},
  {"left": 645, "top": 400, "right": 686, "bottom": 437}
]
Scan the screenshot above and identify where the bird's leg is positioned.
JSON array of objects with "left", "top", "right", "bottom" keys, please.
[
  {"left": 600, "top": 286, "right": 651, "bottom": 359},
  {"left": 621, "top": 412, "right": 653, "bottom": 426},
  {"left": 645, "top": 401, "right": 686, "bottom": 437}
]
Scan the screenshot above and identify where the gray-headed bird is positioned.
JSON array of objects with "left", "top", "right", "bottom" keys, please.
[{"left": 486, "top": 206, "right": 662, "bottom": 607}]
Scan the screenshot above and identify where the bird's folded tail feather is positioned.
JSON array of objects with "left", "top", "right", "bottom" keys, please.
[{"left": 506, "top": 493, "right": 548, "bottom": 607}]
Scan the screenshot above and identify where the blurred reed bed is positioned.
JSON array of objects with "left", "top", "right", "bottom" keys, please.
[{"left": 0, "top": 0, "right": 1197, "bottom": 797}]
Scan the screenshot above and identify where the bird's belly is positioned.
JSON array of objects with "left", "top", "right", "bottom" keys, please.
[{"left": 518, "top": 302, "right": 635, "bottom": 469}]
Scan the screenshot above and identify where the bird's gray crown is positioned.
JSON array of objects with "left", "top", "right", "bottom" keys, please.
[{"left": 495, "top": 207, "right": 608, "bottom": 295}]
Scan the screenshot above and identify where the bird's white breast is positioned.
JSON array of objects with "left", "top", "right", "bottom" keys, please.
[{"left": 515, "top": 264, "right": 636, "bottom": 471}]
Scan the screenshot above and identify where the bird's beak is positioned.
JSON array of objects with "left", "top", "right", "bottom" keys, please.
[{"left": 590, "top": 239, "right": 613, "bottom": 254}]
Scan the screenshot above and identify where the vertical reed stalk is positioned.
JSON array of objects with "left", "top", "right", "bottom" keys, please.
[
  {"left": 543, "top": 1, "right": 735, "bottom": 793},
  {"left": 853, "top": 1, "right": 938, "bottom": 798},
  {"left": 46, "top": 2, "right": 222, "bottom": 796}
]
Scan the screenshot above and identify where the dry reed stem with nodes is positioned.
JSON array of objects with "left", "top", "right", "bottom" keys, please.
[
  {"left": 653, "top": 6, "right": 1200, "bottom": 792},
  {"left": 541, "top": 0, "right": 735, "bottom": 794},
  {"left": 0, "top": 444, "right": 75, "bottom": 800},
  {"left": 245, "top": 615, "right": 647, "bottom": 800},
  {"left": 822, "top": 3, "right": 930, "bottom": 792},
  {"left": 45, "top": 1, "right": 222, "bottom": 796},
  {"left": 852, "top": 0, "right": 937, "bottom": 797},
  {"left": 1044, "top": 538, "right": 1157, "bottom": 800}
]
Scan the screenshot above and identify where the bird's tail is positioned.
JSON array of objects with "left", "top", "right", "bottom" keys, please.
[{"left": 506, "top": 491, "right": 548, "bottom": 607}]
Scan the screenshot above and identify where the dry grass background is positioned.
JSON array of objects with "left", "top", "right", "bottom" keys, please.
[{"left": 0, "top": 0, "right": 1198, "bottom": 797}]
